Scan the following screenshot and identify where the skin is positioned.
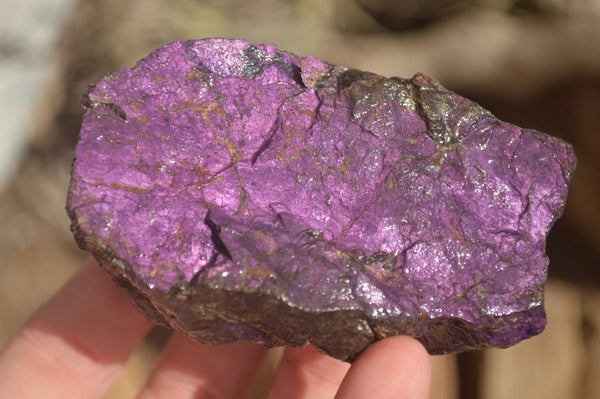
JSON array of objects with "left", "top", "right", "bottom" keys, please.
[{"left": 0, "top": 259, "right": 431, "bottom": 399}]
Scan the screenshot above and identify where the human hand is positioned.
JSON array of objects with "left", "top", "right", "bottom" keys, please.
[{"left": 0, "top": 259, "right": 431, "bottom": 398}]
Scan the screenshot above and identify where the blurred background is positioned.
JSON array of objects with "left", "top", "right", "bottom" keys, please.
[{"left": 1, "top": 0, "right": 599, "bottom": 398}]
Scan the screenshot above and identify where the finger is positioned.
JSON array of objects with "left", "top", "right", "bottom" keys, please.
[
  {"left": 334, "top": 336, "right": 431, "bottom": 399},
  {"left": 137, "top": 333, "right": 268, "bottom": 399},
  {"left": 0, "top": 258, "right": 151, "bottom": 399},
  {"left": 267, "top": 344, "right": 350, "bottom": 399}
]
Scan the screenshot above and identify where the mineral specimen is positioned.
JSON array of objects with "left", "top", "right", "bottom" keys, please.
[{"left": 67, "top": 38, "right": 576, "bottom": 361}]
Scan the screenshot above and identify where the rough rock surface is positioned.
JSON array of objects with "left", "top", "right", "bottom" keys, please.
[{"left": 67, "top": 38, "right": 576, "bottom": 361}]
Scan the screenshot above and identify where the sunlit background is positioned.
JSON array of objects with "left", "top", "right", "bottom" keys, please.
[{"left": 1, "top": 1, "right": 599, "bottom": 398}]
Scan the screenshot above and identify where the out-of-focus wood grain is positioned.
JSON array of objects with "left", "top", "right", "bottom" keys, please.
[
  {"left": 481, "top": 281, "right": 587, "bottom": 399},
  {"left": 581, "top": 288, "right": 600, "bottom": 398},
  {"left": 431, "top": 354, "right": 459, "bottom": 399}
]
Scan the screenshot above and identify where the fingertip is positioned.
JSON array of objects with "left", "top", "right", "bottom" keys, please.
[
  {"left": 335, "top": 336, "right": 431, "bottom": 399},
  {"left": 369, "top": 335, "right": 431, "bottom": 373}
]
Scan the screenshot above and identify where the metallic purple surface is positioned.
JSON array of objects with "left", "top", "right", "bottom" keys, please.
[{"left": 67, "top": 39, "right": 576, "bottom": 360}]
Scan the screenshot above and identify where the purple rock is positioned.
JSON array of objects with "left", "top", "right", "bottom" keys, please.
[{"left": 67, "top": 39, "right": 576, "bottom": 360}]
